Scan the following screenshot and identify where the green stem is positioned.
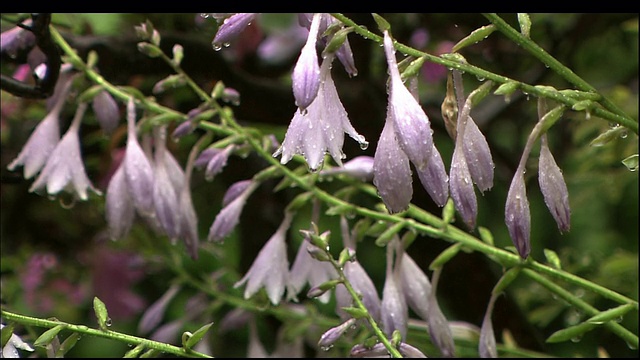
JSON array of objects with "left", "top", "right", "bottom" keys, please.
[
  {"left": 521, "top": 269, "right": 639, "bottom": 349},
  {"left": 0, "top": 309, "right": 212, "bottom": 358},
  {"left": 330, "top": 13, "right": 638, "bottom": 134},
  {"left": 483, "top": 13, "right": 635, "bottom": 127}
]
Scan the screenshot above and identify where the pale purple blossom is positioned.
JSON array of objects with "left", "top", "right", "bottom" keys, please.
[
  {"left": 479, "top": 292, "right": 499, "bottom": 358},
  {"left": 416, "top": 143, "right": 450, "bottom": 207},
  {"left": 151, "top": 126, "right": 182, "bottom": 240},
  {"left": 463, "top": 116, "right": 494, "bottom": 193},
  {"left": 0, "top": 19, "right": 35, "bottom": 59},
  {"left": 287, "top": 232, "right": 338, "bottom": 304},
  {"left": 92, "top": 90, "right": 120, "bottom": 134},
  {"left": 200, "top": 144, "right": 235, "bottom": 181},
  {"left": 320, "top": 155, "right": 375, "bottom": 182},
  {"left": 105, "top": 165, "right": 135, "bottom": 240},
  {"left": 273, "top": 51, "right": 367, "bottom": 172},
  {"left": 318, "top": 318, "right": 357, "bottom": 349},
  {"left": 449, "top": 142, "right": 478, "bottom": 229},
  {"left": 138, "top": 283, "right": 181, "bottom": 335},
  {"left": 1, "top": 324, "right": 34, "bottom": 358},
  {"left": 208, "top": 179, "right": 259, "bottom": 242},
  {"left": 234, "top": 212, "right": 293, "bottom": 305},
  {"left": 538, "top": 135, "right": 570, "bottom": 233},
  {"left": 29, "top": 103, "right": 100, "bottom": 200},
  {"left": 399, "top": 251, "right": 432, "bottom": 321},
  {"left": 505, "top": 168, "right": 531, "bottom": 259},
  {"left": 427, "top": 269, "right": 456, "bottom": 357},
  {"left": 380, "top": 239, "right": 408, "bottom": 339},
  {"left": 7, "top": 71, "right": 74, "bottom": 179},
  {"left": 212, "top": 13, "right": 257, "bottom": 50},
  {"left": 292, "top": 12, "right": 321, "bottom": 111}
]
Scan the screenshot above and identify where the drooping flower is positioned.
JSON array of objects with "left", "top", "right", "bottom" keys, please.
[
  {"left": 380, "top": 238, "right": 408, "bottom": 339},
  {"left": 7, "top": 70, "right": 75, "bottom": 179},
  {"left": 291, "top": 12, "right": 322, "bottom": 111},
  {"left": 1, "top": 324, "right": 35, "bottom": 358},
  {"left": 416, "top": 143, "right": 450, "bottom": 207},
  {"left": 151, "top": 125, "right": 182, "bottom": 240},
  {"left": 211, "top": 13, "right": 258, "bottom": 50},
  {"left": 234, "top": 212, "right": 293, "bottom": 305},
  {"left": 320, "top": 155, "right": 375, "bottom": 182},
  {"left": 29, "top": 103, "right": 101, "bottom": 201},
  {"left": 138, "top": 283, "right": 181, "bottom": 335},
  {"left": 463, "top": 117, "right": 494, "bottom": 193},
  {"left": 479, "top": 292, "right": 499, "bottom": 358},
  {"left": 92, "top": 90, "right": 120, "bottom": 134},
  {"left": 426, "top": 268, "right": 456, "bottom": 357},
  {"left": 273, "top": 51, "right": 367, "bottom": 172},
  {"left": 505, "top": 167, "right": 531, "bottom": 259},
  {"left": 105, "top": 165, "right": 135, "bottom": 240},
  {"left": 208, "top": 179, "right": 259, "bottom": 242},
  {"left": 194, "top": 144, "right": 236, "bottom": 181},
  {"left": 287, "top": 231, "right": 338, "bottom": 304},
  {"left": 399, "top": 251, "right": 432, "bottom": 321},
  {"left": 449, "top": 141, "right": 478, "bottom": 229},
  {"left": 538, "top": 134, "right": 570, "bottom": 233}
]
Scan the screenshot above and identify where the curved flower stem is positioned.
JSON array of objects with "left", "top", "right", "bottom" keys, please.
[
  {"left": 0, "top": 309, "right": 212, "bottom": 358},
  {"left": 482, "top": 13, "right": 634, "bottom": 125},
  {"left": 330, "top": 13, "right": 638, "bottom": 134}
]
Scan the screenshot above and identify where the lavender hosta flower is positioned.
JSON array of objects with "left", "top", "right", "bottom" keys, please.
[
  {"left": 505, "top": 168, "right": 531, "bottom": 259},
  {"left": 538, "top": 135, "right": 570, "bottom": 233},
  {"left": 29, "top": 103, "right": 101, "bottom": 201},
  {"left": 352, "top": 342, "right": 428, "bottom": 358},
  {"left": 123, "top": 99, "right": 156, "bottom": 216},
  {"left": 1, "top": 324, "right": 35, "bottom": 358},
  {"left": 208, "top": 179, "right": 259, "bottom": 242},
  {"left": 335, "top": 259, "right": 382, "bottom": 323},
  {"left": 0, "top": 19, "right": 35, "bottom": 59},
  {"left": 273, "top": 52, "right": 367, "bottom": 172},
  {"left": 449, "top": 142, "right": 478, "bottom": 229},
  {"left": 151, "top": 126, "right": 182, "bottom": 240},
  {"left": 380, "top": 242, "right": 408, "bottom": 339},
  {"left": 373, "top": 113, "right": 413, "bottom": 214},
  {"left": 292, "top": 12, "right": 321, "bottom": 111},
  {"left": 318, "top": 318, "right": 357, "bottom": 349},
  {"left": 288, "top": 233, "right": 338, "bottom": 303},
  {"left": 247, "top": 321, "right": 268, "bottom": 358},
  {"left": 105, "top": 165, "right": 135, "bottom": 240},
  {"left": 479, "top": 292, "right": 499, "bottom": 358},
  {"left": 462, "top": 116, "right": 494, "bottom": 193},
  {"left": 399, "top": 252, "right": 432, "bottom": 321},
  {"left": 399, "top": 342, "right": 428, "bottom": 358},
  {"left": 256, "top": 24, "right": 308, "bottom": 65},
  {"left": 212, "top": 13, "right": 257, "bottom": 50},
  {"left": 92, "top": 90, "right": 120, "bottom": 134},
  {"left": 7, "top": 70, "right": 74, "bottom": 179},
  {"left": 416, "top": 143, "right": 450, "bottom": 207},
  {"left": 203, "top": 145, "right": 235, "bottom": 181},
  {"left": 383, "top": 30, "right": 433, "bottom": 171},
  {"left": 138, "top": 283, "right": 181, "bottom": 334},
  {"left": 320, "top": 155, "right": 375, "bottom": 182},
  {"left": 177, "top": 183, "right": 199, "bottom": 259},
  {"left": 234, "top": 212, "right": 293, "bottom": 305},
  {"left": 427, "top": 270, "right": 456, "bottom": 357}
]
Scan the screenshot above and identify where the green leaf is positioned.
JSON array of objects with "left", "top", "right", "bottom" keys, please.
[
  {"left": 1, "top": 323, "right": 14, "bottom": 348},
  {"left": 185, "top": 322, "right": 214, "bottom": 350},
  {"left": 589, "top": 126, "right": 627, "bottom": 147},
  {"left": 517, "top": 13, "right": 531, "bottom": 38},
  {"left": 341, "top": 307, "right": 369, "bottom": 319},
  {"left": 478, "top": 227, "right": 494, "bottom": 246},
  {"left": 543, "top": 249, "right": 562, "bottom": 270},
  {"left": 494, "top": 81, "right": 519, "bottom": 97},
  {"left": 492, "top": 267, "right": 521, "bottom": 295},
  {"left": 77, "top": 85, "right": 104, "bottom": 103},
  {"left": 547, "top": 304, "right": 636, "bottom": 343},
  {"left": 34, "top": 325, "right": 67, "bottom": 347},
  {"left": 441, "top": 198, "right": 456, "bottom": 225},
  {"left": 429, "top": 243, "right": 462, "bottom": 270},
  {"left": 452, "top": 25, "right": 496, "bottom": 52},
  {"left": 55, "top": 333, "right": 81, "bottom": 357},
  {"left": 621, "top": 154, "right": 638, "bottom": 172},
  {"left": 365, "top": 220, "right": 390, "bottom": 238},
  {"left": 571, "top": 100, "right": 594, "bottom": 111},
  {"left": 93, "top": 296, "right": 111, "bottom": 331},
  {"left": 400, "top": 56, "right": 426, "bottom": 81},
  {"left": 374, "top": 221, "right": 405, "bottom": 247},
  {"left": 285, "top": 192, "right": 313, "bottom": 213},
  {"left": 371, "top": 13, "right": 390, "bottom": 33},
  {"left": 124, "top": 343, "right": 146, "bottom": 358},
  {"left": 586, "top": 303, "right": 636, "bottom": 325}
]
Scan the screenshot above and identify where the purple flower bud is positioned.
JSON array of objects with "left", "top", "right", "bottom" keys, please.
[
  {"left": 417, "top": 144, "right": 450, "bottom": 207},
  {"left": 194, "top": 147, "right": 219, "bottom": 169},
  {"left": 335, "top": 260, "right": 381, "bottom": 323},
  {"left": 123, "top": 99, "right": 156, "bottom": 216},
  {"left": 204, "top": 144, "right": 235, "bottom": 181},
  {"left": 234, "top": 212, "right": 293, "bottom": 305},
  {"left": 505, "top": 168, "right": 531, "bottom": 259},
  {"left": 321, "top": 155, "right": 374, "bottom": 182},
  {"left": 462, "top": 116, "right": 494, "bottom": 193},
  {"left": 92, "top": 90, "right": 120, "bottom": 134},
  {"left": 105, "top": 165, "right": 135, "bottom": 240},
  {"left": 29, "top": 103, "right": 100, "bottom": 200},
  {"left": 177, "top": 184, "right": 199, "bottom": 259},
  {"left": 335, "top": 37, "right": 358, "bottom": 77},
  {"left": 427, "top": 270, "right": 456, "bottom": 357},
  {"left": 292, "top": 13, "right": 321, "bottom": 111},
  {"left": 384, "top": 31, "right": 433, "bottom": 170},
  {"left": 171, "top": 120, "right": 195, "bottom": 140},
  {"left": 538, "top": 136, "right": 570, "bottom": 233},
  {"left": 318, "top": 318, "right": 357, "bottom": 349},
  {"left": 8, "top": 72, "right": 74, "bottom": 179},
  {"left": 350, "top": 343, "right": 389, "bottom": 358},
  {"left": 152, "top": 126, "right": 182, "bottom": 240},
  {"left": 208, "top": 180, "right": 258, "bottom": 242},
  {"left": 449, "top": 145, "right": 478, "bottom": 229},
  {"left": 212, "top": 13, "right": 257, "bottom": 50},
  {"left": 399, "top": 252, "right": 432, "bottom": 321},
  {"left": 138, "top": 284, "right": 181, "bottom": 334},
  {"left": 479, "top": 292, "right": 498, "bottom": 358},
  {"left": 373, "top": 116, "right": 413, "bottom": 214},
  {"left": 399, "top": 342, "right": 428, "bottom": 358},
  {"left": 380, "top": 247, "right": 408, "bottom": 339}
]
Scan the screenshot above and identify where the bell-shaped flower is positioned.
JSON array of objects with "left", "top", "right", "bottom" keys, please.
[
  {"left": 383, "top": 30, "right": 433, "bottom": 171},
  {"left": 399, "top": 251, "right": 432, "bottom": 321},
  {"left": 195, "top": 144, "right": 235, "bottom": 182},
  {"left": 29, "top": 103, "right": 100, "bottom": 201},
  {"left": 463, "top": 116, "right": 494, "bottom": 193},
  {"left": 92, "top": 90, "right": 120, "bottom": 134},
  {"left": 449, "top": 142, "right": 478, "bottom": 229},
  {"left": 373, "top": 111, "right": 413, "bottom": 214},
  {"left": 211, "top": 13, "right": 258, "bottom": 50},
  {"left": 234, "top": 212, "right": 293, "bottom": 305},
  {"left": 320, "top": 155, "right": 375, "bottom": 182},
  {"left": 138, "top": 283, "right": 181, "bottom": 335},
  {"left": 287, "top": 232, "right": 338, "bottom": 304},
  {"left": 273, "top": 52, "right": 367, "bottom": 172},
  {"left": 8, "top": 71, "right": 74, "bottom": 179},
  {"left": 427, "top": 269, "right": 456, "bottom": 357},
  {"left": 479, "top": 292, "right": 499, "bottom": 358},
  {"left": 123, "top": 99, "right": 156, "bottom": 216},
  {"left": 208, "top": 179, "right": 259, "bottom": 242},
  {"left": 538, "top": 135, "right": 570, "bottom": 233},
  {"left": 416, "top": 143, "right": 449, "bottom": 207},
  {"left": 380, "top": 239, "right": 408, "bottom": 339},
  {"left": 505, "top": 167, "right": 531, "bottom": 259},
  {"left": 151, "top": 126, "right": 182, "bottom": 240},
  {"left": 292, "top": 12, "right": 321, "bottom": 111},
  {"left": 1, "top": 324, "right": 34, "bottom": 358},
  {"left": 105, "top": 165, "right": 135, "bottom": 240}
]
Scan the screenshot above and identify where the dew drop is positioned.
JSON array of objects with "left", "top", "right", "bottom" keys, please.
[
  {"left": 321, "top": 345, "right": 333, "bottom": 352},
  {"left": 105, "top": 318, "right": 113, "bottom": 327},
  {"left": 200, "top": 13, "right": 210, "bottom": 18},
  {"left": 626, "top": 340, "right": 638, "bottom": 350},
  {"left": 212, "top": 43, "right": 223, "bottom": 51},
  {"left": 223, "top": 42, "right": 231, "bottom": 48},
  {"left": 359, "top": 141, "right": 369, "bottom": 150},
  {"left": 570, "top": 335, "right": 582, "bottom": 343},
  {"left": 620, "top": 130, "right": 628, "bottom": 139}
]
